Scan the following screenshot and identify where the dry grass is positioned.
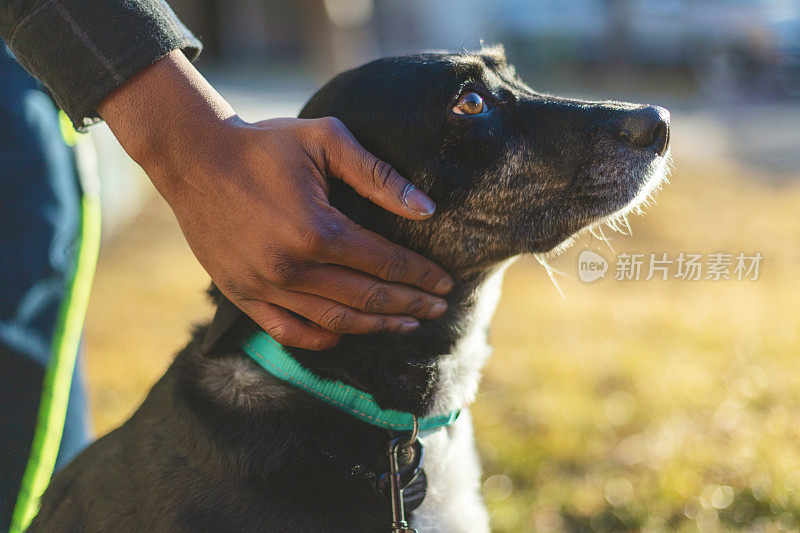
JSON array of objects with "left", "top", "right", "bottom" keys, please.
[
  {"left": 84, "top": 200, "right": 211, "bottom": 432},
  {"left": 84, "top": 154, "right": 800, "bottom": 532}
]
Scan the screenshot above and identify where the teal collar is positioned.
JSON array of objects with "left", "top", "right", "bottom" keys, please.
[{"left": 241, "top": 331, "right": 460, "bottom": 432}]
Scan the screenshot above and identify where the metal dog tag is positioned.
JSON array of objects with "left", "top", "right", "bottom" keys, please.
[{"left": 401, "top": 467, "right": 427, "bottom": 512}]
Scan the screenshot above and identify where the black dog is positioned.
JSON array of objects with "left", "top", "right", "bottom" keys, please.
[{"left": 31, "top": 46, "right": 670, "bottom": 532}]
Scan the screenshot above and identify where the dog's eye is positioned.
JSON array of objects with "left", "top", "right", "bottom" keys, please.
[{"left": 452, "top": 91, "right": 486, "bottom": 115}]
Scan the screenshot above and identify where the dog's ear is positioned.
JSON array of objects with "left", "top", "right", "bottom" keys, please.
[{"left": 201, "top": 285, "right": 253, "bottom": 354}]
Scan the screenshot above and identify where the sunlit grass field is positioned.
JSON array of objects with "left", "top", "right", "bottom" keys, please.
[{"left": 84, "top": 152, "right": 800, "bottom": 532}]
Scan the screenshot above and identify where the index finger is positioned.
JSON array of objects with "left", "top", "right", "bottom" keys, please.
[{"left": 322, "top": 216, "right": 453, "bottom": 295}]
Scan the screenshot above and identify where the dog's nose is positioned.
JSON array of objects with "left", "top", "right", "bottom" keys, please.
[{"left": 616, "top": 106, "right": 670, "bottom": 156}]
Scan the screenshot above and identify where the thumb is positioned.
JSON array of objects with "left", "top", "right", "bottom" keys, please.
[{"left": 321, "top": 117, "right": 436, "bottom": 220}]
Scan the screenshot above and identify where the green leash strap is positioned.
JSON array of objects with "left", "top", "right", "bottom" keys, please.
[
  {"left": 10, "top": 113, "right": 101, "bottom": 532},
  {"left": 242, "top": 331, "right": 460, "bottom": 432}
]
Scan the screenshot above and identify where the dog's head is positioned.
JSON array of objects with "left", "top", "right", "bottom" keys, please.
[
  {"left": 300, "top": 45, "right": 670, "bottom": 273},
  {"left": 203, "top": 46, "right": 671, "bottom": 413}
]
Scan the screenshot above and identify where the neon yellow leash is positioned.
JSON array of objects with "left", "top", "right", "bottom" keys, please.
[{"left": 9, "top": 112, "right": 101, "bottom": 532}]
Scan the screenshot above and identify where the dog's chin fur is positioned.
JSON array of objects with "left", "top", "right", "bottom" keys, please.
[{"left": 547, "top": 148, "right": 672, "bottom": 257}]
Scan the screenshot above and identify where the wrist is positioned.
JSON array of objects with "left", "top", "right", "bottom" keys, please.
[{"left": 97, "top": 50, "right": 237, "bottom": 194}]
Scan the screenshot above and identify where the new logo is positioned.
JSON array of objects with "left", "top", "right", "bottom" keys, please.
[{"left": 578, "top": 250, "right": 608, "bottom": 283}]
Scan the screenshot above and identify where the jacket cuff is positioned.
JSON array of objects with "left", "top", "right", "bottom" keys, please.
[{"left": 3, "top": 0, "right": 201, "bottom": 130}]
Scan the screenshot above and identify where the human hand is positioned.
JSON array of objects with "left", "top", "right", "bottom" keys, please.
[{"left": 98, "top": 51, "right": 452, "bottom": 350}]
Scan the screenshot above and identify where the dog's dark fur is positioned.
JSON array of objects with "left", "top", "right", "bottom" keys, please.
[{"left": 31, "top": 46, "right": 669, "bottom": 532}]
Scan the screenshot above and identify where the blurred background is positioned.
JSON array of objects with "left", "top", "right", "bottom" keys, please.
[{"left": 79, "top": 1, "right": 800, "bottom": 531}]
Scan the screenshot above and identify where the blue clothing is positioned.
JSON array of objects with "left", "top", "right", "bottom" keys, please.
[{"left": 0, "top": 46, "right": 91, "bottom": 528}]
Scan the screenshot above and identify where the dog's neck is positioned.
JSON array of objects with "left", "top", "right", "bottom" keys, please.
[
  {"left": 171, "top": 259, "right": 513, "bottom": 520},
  {"left": 285, "top": 261, "right": 512, "bottom": 416}
]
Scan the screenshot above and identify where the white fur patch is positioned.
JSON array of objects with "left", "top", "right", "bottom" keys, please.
[
  {"left": 410, "top": 411, "right": 490, "bottom": 532},
  {"left": 410, "top": 259, "right": 514, "bottom": 530},
  {"left": 428, "top": 259, "right": 514, "bottom": 416}
]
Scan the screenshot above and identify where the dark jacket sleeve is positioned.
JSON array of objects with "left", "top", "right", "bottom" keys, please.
[{"left": 0, "top": 0, "right": 201, "bottom": 130}]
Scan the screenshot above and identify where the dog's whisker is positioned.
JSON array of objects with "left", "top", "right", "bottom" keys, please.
[
  {"left": 577, "top": 233, "right": 593, "bottom": 250},
  {"left": 621, "top": 213, "right": 633, "bottom": 236},
  {"left": 535, "top": 255, "right": 567, "bottom": 299},
  {"left": 612, "top": 216, "right": 627, "bottom": 234},
  {"left": 545, "top": 264, "right": 573, "bottom": 280},
  {"left": 597, "top": 226, "right": 614, "bottom": 253}
]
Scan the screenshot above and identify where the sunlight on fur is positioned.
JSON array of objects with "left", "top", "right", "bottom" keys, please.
[{"left": 534, "top": 150, "right": 673, "bottom": 298}]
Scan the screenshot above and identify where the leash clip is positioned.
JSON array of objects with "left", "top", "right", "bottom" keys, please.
[{"left": 387, "top": 415, "right": 420, "bottom": 533}]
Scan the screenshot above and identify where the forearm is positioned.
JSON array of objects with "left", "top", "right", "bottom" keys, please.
[{"left": 0, "top": 0, "right": 200, "bottom": 130}]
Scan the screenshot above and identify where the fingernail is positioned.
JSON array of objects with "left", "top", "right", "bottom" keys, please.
[
  {"left": 399, "top": 319, "right": 419, "bottom": 333},
  {"left": 433, "top": 277, "right": 454, "bottom": 294},
  {"left": 428, "top": 300, "right": 448, "bottom": 319},
  {"left": 402, "top": 184, "right": 436, "bottom": 216}
]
